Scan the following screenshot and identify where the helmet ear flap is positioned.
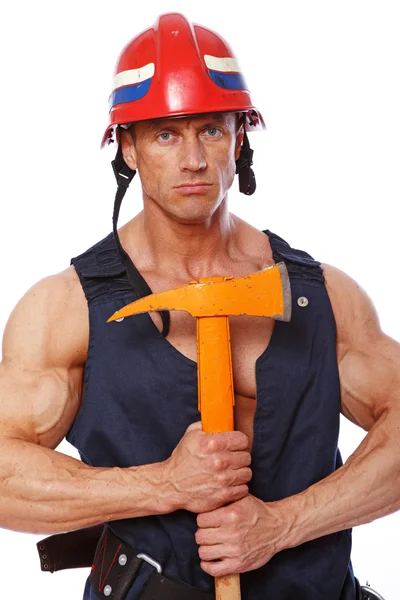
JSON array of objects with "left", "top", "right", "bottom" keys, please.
[{"left": 235, "top": 128, "right": 256, "bottom": 195}]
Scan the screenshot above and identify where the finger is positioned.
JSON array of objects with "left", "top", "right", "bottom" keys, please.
[
  {"left": 198, "top": 543, "right": 226, "bottom": 561},
  {"left": 196, "top": 527, "right": 229, "bottom": 545},
  {"left": 210, "top": 453, "right": 251, "bottom": 475},
  {"left": 230, "top": 483, "right": 249, "bottom": 502},
  {"left": 197, "top": 506, "right": 227, "bottom": 528},
  {"left": 226, "top": 451, "right": 252, "bottom": 470},
  {"left": 217, "top": 468, "right": 251, "bottom": 490},
  {"left": 223, "top": 431, "right": 250, "bottom": 451},
  {"left": 231, "top": 466, "right": 252, "bottom": 485},
  {"left": 200, "top": 557, "right": 241, "bottom": 577}
]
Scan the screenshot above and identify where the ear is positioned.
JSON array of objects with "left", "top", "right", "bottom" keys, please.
[
  {"left": 120, "top": 128, "right": 138, "bottom": 171},
  {"left": 235, "top": 124, "right": 245, "bottom": 161}
]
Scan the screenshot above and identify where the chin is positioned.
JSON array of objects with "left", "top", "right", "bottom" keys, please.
[
  {"left": 168, "top": 210, "right": 216, "bottom": 226},
  {"left": 170, "top": 192, "right": 224, "bottom": 220}
]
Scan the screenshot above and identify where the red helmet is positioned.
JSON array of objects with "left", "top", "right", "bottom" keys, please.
[{"left": 101, "top": 12, "right": 265, "bottom": 146}]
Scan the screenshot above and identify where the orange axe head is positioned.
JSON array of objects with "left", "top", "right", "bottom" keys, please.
[{"left": 107, "top": 262, "right": 291, "bottom": 322}]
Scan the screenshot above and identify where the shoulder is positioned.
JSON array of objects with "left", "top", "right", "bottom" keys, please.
[
  {"left": 321, "top": 263, "right": 381, "bottom": 361},
  {"left": 2, "top": 266, "right": 88, "bottom": 370}
]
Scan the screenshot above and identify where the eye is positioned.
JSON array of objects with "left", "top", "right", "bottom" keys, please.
[
  {"left": 202, "top": 127, "right": 223, "bottom": 139},
  {"left": 157, "top": 132, "right": 173, "bottom": 141}
]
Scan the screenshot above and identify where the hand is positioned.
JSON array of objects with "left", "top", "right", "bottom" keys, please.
[
  {"left": 163, "top": 422, "right": 252, "bottom": 513},
  {"left": 195, "top": 495, "right": 287, "bottom": 576}
]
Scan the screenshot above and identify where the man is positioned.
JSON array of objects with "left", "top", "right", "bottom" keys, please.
[{"left": 0, "top": 12, "right": 398, "bottom": 600}]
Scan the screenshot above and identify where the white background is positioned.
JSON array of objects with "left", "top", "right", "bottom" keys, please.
[{"left": 0, "top": 1, "right": 399, "bottom": 598}]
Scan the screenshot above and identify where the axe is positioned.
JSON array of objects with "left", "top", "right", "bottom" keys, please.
[{"left": 108, "top": 263, "right": 291, "bottom": 600}]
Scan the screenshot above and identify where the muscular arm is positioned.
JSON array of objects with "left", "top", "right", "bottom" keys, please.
[
  {"left": 283, "top": 264, "right": 400, "bottom": 546},
  {"left": 0, "top": 268, "right": 251, "bottom": 535},
  {"left": 0, "top": 268, "right": 170, "bottom": 534}
]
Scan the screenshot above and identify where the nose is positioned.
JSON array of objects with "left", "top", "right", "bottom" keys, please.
[{"left": 180, "top": 135, "right": 207, "bottom": 172}]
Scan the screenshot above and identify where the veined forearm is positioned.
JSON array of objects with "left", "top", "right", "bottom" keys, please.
[
  {"left": 0, "top": 438, "right": 171, "bottom": 535},
  {"left": 280, "top": 411, "right": 400, "bottom": 550}
]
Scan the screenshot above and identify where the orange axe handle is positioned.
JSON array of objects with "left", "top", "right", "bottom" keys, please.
[{"left": 197, "top": 315, "right": 241, "bottom": 600}]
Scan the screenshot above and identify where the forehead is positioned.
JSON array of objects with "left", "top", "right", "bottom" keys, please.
[{"left": 141, "top": 112, "right": 237, "bottom": 131}]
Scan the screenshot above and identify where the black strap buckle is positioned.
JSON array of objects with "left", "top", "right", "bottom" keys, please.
[
  {"left": 235, "top": 129, "right": 256, "bottom": 196},
  {"left": 111, "top": 142, "right": 136, "bottom": 189}
]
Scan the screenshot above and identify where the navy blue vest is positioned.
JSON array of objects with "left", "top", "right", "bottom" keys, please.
[{"left": 67, "top": 230, "right": 356, "bottom": 600}]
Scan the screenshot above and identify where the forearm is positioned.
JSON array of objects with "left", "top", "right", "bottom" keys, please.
[
  {"left": 280, "top": 410, "right": 400, "bottom": 550},
  {"left": 0, "top": 438, "right": 174, "bottom": 535}
]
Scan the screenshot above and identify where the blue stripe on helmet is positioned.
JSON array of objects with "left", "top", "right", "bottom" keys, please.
[
  {"left": 109, "top": 78, "right": 152, "bottom": 108},
  {"left": 208, "top": 70, "right": 247, "bottom": 91}
]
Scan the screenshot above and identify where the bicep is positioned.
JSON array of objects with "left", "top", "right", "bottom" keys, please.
[
  {"left": 0, "top": 362, "right": 82, "bottom": 448},
  {"left": 323, "top": 263, "right": 400, "bottom": 430},
  {"left": 0, "top": 270, "right": 87, "bottom": 448},
  {"left": 339, "top": 333, "right": 400, "bottom": 430}
]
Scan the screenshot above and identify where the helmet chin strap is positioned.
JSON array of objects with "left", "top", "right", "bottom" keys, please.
[
  {"left": 235, "top": 127, "right": 256, "bottom": 195},
  {"left": 110, "top": 122, "right": 256, "bottom": 337},
  {"left": 111, "top": 141, "right": 171, "bottom": 337}
]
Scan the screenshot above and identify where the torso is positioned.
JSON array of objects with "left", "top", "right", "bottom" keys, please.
[
  {"left": 126, "top": 223, "right": 276, "bottom": 452},
  {"left": 69, "top": 219, "right": 277, "bottom": 452}
]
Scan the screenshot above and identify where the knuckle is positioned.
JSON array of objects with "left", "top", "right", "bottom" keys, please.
[
  {"left": 219, "top": 470, "right": 233, "bottom": 486},
  {"left": 212, "top": 456, "right": 223, "bottom": 471},
  {"left": 228, "top": 507, "right": 241, "bottom": 523},
  {"left": 205, "top": 436, "right": 218, "bottom": 452}
]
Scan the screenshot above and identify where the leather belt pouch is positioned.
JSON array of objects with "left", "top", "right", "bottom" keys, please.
[
  {"left": 90, "top": 526, "right": 214, "bottom": 600},
  {"left": 38, "top": 524, "right": 213, "bottom": 600},
  {"left": 90, "top": 526, "right": 143, "bottom": 599},
  {"left": 37, "top": 524, "right": 104, "bottom": 572}
]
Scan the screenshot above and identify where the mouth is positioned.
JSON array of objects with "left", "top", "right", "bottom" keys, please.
[{"left": 174, "top": 183, "right": 213, "bottom": 196}]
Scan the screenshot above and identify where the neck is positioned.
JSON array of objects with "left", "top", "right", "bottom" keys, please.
[{"left": 124, "top": 197, "right": 242, "bottom": 280}]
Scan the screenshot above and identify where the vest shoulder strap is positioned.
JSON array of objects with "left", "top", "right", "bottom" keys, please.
[
  {"left": 265, "top": 229, "right": 325, "bottom": 284},
  {"left": 71, "top": 233, "right": 131, "bottom": 303}
]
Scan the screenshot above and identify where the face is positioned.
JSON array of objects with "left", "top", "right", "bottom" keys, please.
[{"left": 121, "top": 113, "right": 244, "bottom": 224}]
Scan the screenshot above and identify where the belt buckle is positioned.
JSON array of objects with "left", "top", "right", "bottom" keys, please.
[
  {"left": 137, "top": 553, "right": 163, "bottom": 575},
  {"left": 360, "top": 583, "right": 386, "bottom": 600}
]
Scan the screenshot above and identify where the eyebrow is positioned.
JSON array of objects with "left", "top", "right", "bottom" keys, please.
[{"left": 147, "top": 113, "right": 229, "bottom": 131}]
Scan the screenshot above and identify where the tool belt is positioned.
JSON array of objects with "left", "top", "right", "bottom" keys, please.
[
  {"left": 37, "top": 525, "right": 386, "bottom": 600},
  {"left": 37, "top": 524, "right": 214, "bottom": 600}
]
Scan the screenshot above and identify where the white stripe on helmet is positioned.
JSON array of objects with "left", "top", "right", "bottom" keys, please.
[
  {"left": 204, "top": 55, "right": 240, "bottom": 73},
  {"left": 113, "top": 63, "right": 155, "bottom": 90}
]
